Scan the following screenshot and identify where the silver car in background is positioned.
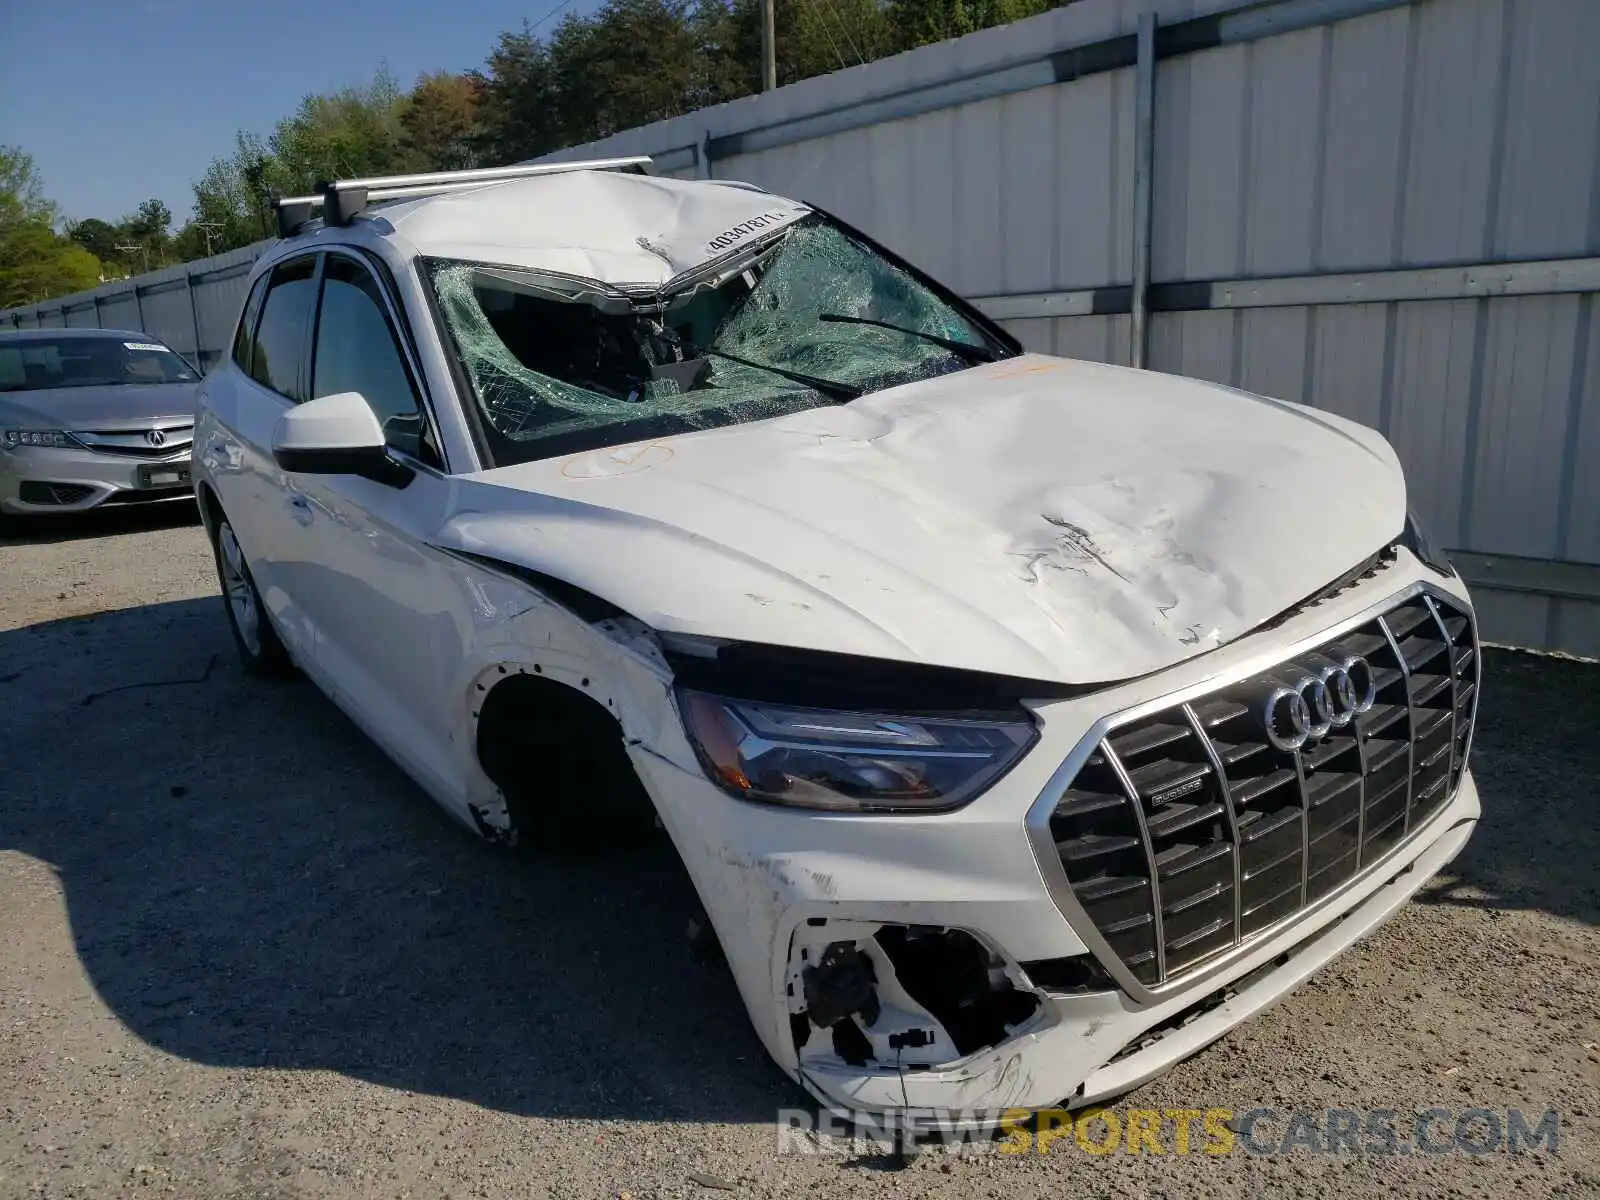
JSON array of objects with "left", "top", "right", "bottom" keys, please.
[{"left": 0, "top": 328, "right": 200, "bottom": 518}]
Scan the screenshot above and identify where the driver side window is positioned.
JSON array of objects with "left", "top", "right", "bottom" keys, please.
[{"left": 311, "top": 256, "right": 440, "bottom": 468}]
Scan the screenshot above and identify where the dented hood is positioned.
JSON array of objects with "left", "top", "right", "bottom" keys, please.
[{"left": 441, "top": 354, "right": 1407, "bottom": 686}]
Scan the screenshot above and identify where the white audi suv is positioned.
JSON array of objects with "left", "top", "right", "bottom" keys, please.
[{"left": 191, "top": 159, "right": 1480, "bottom": 1123}]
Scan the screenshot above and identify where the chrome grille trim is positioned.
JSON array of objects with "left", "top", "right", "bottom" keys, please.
[
  {"left": 1024, "top": 578, "right": 1479, "bottom": 1003},
  {"left": 1102, "top": 742, "right": 1166, "bottom": 983},
  {"left": 71, "top": 426, "right": 194, "bottom": 459},
  {"left": 1423, "top": 594, "right": 1458, "bottom": 786},
  {"left": 1183, "top": 701, "right": 1243, "bottom": 948},
  {"left": 1378, "top": 612, "right": 1416, "bottom": 842}
]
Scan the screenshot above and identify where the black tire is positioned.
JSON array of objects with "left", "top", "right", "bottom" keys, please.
[{"left": 210, "top": 512, "right": 293, "bottom": 677}]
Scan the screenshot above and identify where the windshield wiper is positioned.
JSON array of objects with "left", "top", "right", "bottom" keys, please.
[
  {"left": 660, "top": 329, "right": 862, "bottom": 402},
  {"left": 817, "top": 313, "right": 998, "bottom": 363},
  {"left": 701, "top": 346, "right": 863, "bottom": 402}
]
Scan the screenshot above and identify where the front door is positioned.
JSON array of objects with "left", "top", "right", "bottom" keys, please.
[{"left": 283, "top": 250, "right": 470, "bottom": 798}]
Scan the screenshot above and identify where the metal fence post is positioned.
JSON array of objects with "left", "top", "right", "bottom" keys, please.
[
  {"left": 132, "top": 282, "right": 145, "bottom": 330},
  {"left": 186, "top": 273, "right": 204, "bottom": 370},
  {"left": 1130, "top": 10, "right": 1157, "bottom": 369},
  {"left": 92, "top": 296, "right": 103, "bottom": 328},
  {"left": 698, "top": 129, "right": 713, "bottom": 180}
]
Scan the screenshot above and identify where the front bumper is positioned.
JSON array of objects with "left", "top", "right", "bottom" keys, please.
[
  {"left": 0, "top": 443, "right": 195, "bottom": 514},
  {"left": 627, "top": 554, "right": 1480, "bottom": 1118},
  {"left": 798, "top": 777, "right": 1476, "bottom": 1119}
]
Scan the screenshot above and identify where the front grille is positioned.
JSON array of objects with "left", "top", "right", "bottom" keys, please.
[
  {"left": 18, "top": 481, "right": 95, "bottom": 505},
  {"left": 71, "top": 427, "right": 193, "bottom": 459},
  {"left": 1045, "top": 590, "right": 1478, "bottom": 987}
]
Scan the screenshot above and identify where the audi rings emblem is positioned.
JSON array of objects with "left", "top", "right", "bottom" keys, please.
[
  {"left": 146, "top": 428, "right": 167, "bottom": 448},
  {"left": 1259, "top": 654, "right": 1376, "bottom": 752}
]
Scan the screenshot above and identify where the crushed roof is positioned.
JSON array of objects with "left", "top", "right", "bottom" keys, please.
[{"left": 378, "top": 170, "right": 811, "bottom": 286}]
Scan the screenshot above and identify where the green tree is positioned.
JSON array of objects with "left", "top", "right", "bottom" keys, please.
[
  {"left": 187, "top": 70, "right": 417, "bottom": 255},
  {"left": 67, "top": 216, "right": 121, "bottom": 264},
  {"left": 0, "top": 146, "right": 52, "bottom": 224},
  {"left": 186, "top": 133, "right": 277, "bottom": 252},
  {"left": 474, "top": 0, "right": 734, "bottom": 160},
  {"left": 548, "top": 0, "right": 704, "bottom": 140},
  {"left": 884, "top": 0, "right": 1052, "bottom": 51},
  {"left": 68, "top": 200, "right": 179, "bottom": 276},
  {"left": 472, "top": 0, "right": 917, "bottom": 162},
  {"left": 268, "top": 65, "right": 416, "bottom": 192},
  {"left": 122, "top": 198, "right": 173, "bottom": 245},
  {"left": 471, "top": 27, "right": 562, "bottom": 164},
  {"left": 708, "top": 0, "right": 892, "bottom": 93},
  {"left": 166, "top": 0, "right": 1064, "bottom": 265},
  {"left": 0, "top": 146, "right": 103, "bottom": 307},
  {"left": 402, "top": 72, "right": 485, "bottom": 171},
  {"left": 170, "top": 218, "right": 227, "bottom": 262},
  {"left": 108, "top": 197, "right": 177, "bottom": 272}
]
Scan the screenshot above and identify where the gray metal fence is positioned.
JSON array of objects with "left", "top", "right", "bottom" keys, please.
[
  {"left": 3, "top": 242, "right": 269, "bottom": 372},
  {"left": 5, "top": 0, "right": 1596, "bottom": 655}
]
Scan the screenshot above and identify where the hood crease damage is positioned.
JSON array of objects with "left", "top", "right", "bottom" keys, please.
[{"left": 438, "top": 353, "right": 1406, "bottom": 688}]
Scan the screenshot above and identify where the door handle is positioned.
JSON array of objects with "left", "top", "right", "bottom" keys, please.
[{"left": 286, "top": 491, "right": 313, "bottom": 526}]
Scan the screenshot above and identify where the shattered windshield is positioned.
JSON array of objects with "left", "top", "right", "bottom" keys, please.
[{"left": 424, "top": 216, "right": 1011, "bottom": 464}]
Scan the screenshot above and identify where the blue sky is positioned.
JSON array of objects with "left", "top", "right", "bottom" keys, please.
[{"left": 0, "top": 0, "right": 601, "bottom": 227}]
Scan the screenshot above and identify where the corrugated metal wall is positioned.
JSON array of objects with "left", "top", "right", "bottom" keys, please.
[
  {"left": 3, "top": 242, "right": 268, "bottom": 371},
  {"left": 5, "top": 0, "right": 1595, "bottom": 653}
]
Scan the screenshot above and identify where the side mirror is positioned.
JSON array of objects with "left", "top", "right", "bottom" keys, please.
[{"left": 272, "top": 391, "right": 413, "bottom": 488}]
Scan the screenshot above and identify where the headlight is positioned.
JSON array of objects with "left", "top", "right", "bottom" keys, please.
[
  {"left": 677, "top": 688, "right": 1037, "bottom": 813},
  {"left": 2, "top": 430, "right": 79, "bottom": 449},
  {"left": 1399, "top": 509, "right": 1454, "bottom": 577}
]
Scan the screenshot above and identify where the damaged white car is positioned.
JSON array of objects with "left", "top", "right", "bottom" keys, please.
[{"left": 193, "top": 158, "right": 1480, "bottom": 1123}]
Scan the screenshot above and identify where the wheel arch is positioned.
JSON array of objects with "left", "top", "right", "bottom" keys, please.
[
  {"left": 195, "top": 479, "right": 223, "bottom": 539},
  {"left": 469, "top": 661, "right": 660, "bottom": 848},
  {"left": 445, "top": 549, "right": 676, "bottom": 846}
]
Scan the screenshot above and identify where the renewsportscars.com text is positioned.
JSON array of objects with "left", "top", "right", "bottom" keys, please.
[{"left": 775, "top": 1105, "right": 1562, "bottom": 1157}]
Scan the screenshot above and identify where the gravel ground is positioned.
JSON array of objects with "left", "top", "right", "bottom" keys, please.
[{"left": 1, "top": 506, "right": 1596, "bottom": 1200}]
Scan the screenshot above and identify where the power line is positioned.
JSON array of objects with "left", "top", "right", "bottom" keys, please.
[
  {"left": 802, "top": 0, "right": 850, "bottom": 71},
  {"left": 820, "top": 0, "right": 866, "bottom": 66},
  {"left": 527, "top": 0, "right": 575, "bottom": 33}
]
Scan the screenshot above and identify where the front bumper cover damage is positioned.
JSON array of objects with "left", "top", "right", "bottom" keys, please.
[
  {"left": 461, "top": 549, "right": 1478, "bottom": 1122},
  {"left": 788, "top": 920, "right": 1047, "bottom": 1072},
  {"left": 778, "top": 779, "right": 1476, "bottom": 1125}
]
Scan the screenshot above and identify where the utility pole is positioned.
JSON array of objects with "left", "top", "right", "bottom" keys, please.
[
  {"left": 761, "top": 0, "right": 776, "bottom": 91},
  {"left": 194, "top": 220, "right": 224, "bottom": 257}
]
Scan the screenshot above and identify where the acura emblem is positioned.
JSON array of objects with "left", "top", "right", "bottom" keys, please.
[
  {"left": 146, "top": 428, "right": 167, "bottom": 448},
  {"left": 1257, "top": 653, "right": 1376, "bottom": 751}
]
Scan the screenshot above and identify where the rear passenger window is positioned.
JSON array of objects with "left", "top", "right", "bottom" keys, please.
[
  {"left": 250, "top": 258, "right": 318, "bottom": 401},
  {"left": 231, "top": 272, "right": 270, "bottom": 373},
  {"left": 312, "top": 256, "right": 436, "bottom": 464}
]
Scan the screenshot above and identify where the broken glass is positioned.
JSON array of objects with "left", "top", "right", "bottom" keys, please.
[{"left": 424, "top": 216, "right": 1007, "bottom": 465}]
